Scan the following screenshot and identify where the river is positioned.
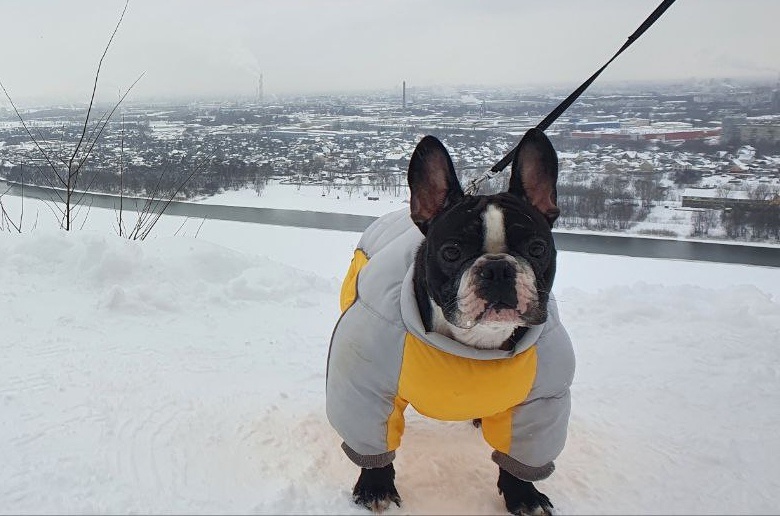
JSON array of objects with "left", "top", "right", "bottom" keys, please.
[{"left": 3, "top": 180, "right": 779, "bottom": 267}]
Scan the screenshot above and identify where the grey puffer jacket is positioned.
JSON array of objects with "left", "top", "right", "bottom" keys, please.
[{"left": 326, "top": 208, "right": 575, "bottom": 481}]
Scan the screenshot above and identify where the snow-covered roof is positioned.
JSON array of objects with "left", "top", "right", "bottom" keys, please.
[{"left": 682, "top": 188, "right": 750, "bottom": 200}]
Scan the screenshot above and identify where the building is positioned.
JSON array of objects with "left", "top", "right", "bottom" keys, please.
[
  {"left": 722, "top": 115, "right": 780, "bottom": 146},
  {"left": 681, "top": 188, "right": 779, "bottom": 210}
]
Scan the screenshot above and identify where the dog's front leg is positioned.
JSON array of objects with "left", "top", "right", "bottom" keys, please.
[
  {"left": 352, "top": 463, "right": 401, "bottom": 512},
  {"left": 497, "top": 468, "right": 553, "bottom": 516}
]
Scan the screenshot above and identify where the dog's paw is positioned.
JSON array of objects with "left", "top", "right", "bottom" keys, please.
[
  {"left": 497, "top": 468, "right": 553, "bottom": 516},
  {"left": 352, "top": 463, "right": 401, "bottom": 513}
]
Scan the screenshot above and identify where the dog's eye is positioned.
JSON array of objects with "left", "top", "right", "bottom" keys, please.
[
  {"left": 440, "top": 245, "right": 461, "bottom": 262},
  {"left": 527, "top": 239, "right": 548, "bottom": 259}
]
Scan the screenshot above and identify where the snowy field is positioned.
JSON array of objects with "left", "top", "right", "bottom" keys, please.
[
  {"left": 1, "top": 193, "right": 780, "bottom": 514},
  {"left": 196, "top": 180, "right": 410, "bottom": 217}
]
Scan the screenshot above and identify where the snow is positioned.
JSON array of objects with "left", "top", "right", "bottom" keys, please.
[
  {"left": 197, "top": 181, "right": 409, "bottom": 217},
  {"left": 2, "top": 192, "right": 780, "bottom": 514}
]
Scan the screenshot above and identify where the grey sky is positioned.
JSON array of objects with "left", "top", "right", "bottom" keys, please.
[{"left": 1, "top": 0, "right": 778, "bottom": 104}]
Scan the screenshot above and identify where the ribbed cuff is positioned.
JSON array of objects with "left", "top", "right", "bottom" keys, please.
[
  {"left": 491, "top": 450, "right": 555, "bottom": 481},
  {"left": 342, "top": 442, "right": 396, "bottom": 469}
]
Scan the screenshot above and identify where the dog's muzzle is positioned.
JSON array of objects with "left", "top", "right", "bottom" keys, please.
[
  {"left": 476, "top": 256, "right": 519, "bottom": 309},
  {"left": 454, "top": 254, "right": 540, "bottom": 328}
]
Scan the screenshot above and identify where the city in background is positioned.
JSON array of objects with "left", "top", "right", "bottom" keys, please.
[{"left": 1, "top": 76, "right": 779, "bottom": 242}]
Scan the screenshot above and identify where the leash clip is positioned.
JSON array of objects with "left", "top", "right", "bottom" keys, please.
[{"left": 464, "top": 169, "right": 498, "bottom": 196}]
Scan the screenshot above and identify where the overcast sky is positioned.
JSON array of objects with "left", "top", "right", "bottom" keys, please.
[{"left": 1, "top": 0, "right": 778, "bottom": 105}]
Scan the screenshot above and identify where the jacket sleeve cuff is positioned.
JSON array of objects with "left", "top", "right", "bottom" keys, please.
[
  {"left": 491, "top": 450, "right": 555, "bottom": 481},
  {"left": 342, "top": 442, "right": 396, "bottom": 469}
]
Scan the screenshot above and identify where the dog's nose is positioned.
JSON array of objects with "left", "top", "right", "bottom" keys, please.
[{"left": 478, "top": 259, "right": 514, "bottom": 281}]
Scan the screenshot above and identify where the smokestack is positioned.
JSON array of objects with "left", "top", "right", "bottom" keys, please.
[
  {"left": 257, "top": 74, "right": 264, "bottom": 104},
  {"left": 402, "top": 80, "right": 406, "bottom": 112}
]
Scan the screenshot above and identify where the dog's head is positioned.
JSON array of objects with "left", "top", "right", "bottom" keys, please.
[{"left": 409, "top": 129, "right": 559, "bottom": 350}]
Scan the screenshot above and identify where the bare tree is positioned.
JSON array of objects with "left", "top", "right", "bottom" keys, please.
[
  {"left": 254, "top": 171, "right": 268, "bottom": 197},
  {"left": 117, "top": 114, "right": 126, "bottom": 237},
  {"left": 634, "top": 177, "right": 661, "bottom": 208},
  {"left": 0, "top": 0, "right": 143, "bottom": 231},
  {"left": 321, "top": 176, "right": 332, "bottom": 196},
  {"left": 715, "top": 184, "right": 733, "bottom": 202},
  {"left": 690, "top": 209, "right": 716, "bottom": 237},
  {"left": 110, "top": 145, "right": 210, "bottom": 241},
  {"left": 124, "top": 168, "right": 207, "bottom": 240},
  {"left": 344, "top": 176, "right": 360, "bottom": 199},
  {"left": 748, "top": 183, "right": 778, "bottom": 202},
  {"left": 0, "top": 182, "right": 22, "bottom": 232}
]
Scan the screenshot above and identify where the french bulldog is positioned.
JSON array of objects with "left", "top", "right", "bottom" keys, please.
[{"left": 326, "top": 128, "right": 574, "bottom": 516}]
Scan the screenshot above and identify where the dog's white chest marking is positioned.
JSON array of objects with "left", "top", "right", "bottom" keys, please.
[{"left": 482, "top": 204, "right": 506, "bottom": 254}]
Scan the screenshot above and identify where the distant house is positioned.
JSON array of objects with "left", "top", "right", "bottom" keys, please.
[
  {"left": 383, "top": 151, "right": 407, "bottom": 169},
  {"left": 639, "top": 160, "right": 656, "bottom": 173},
  {"left": 729, "top": 159, "right": 750, "bottom": 175},
  {"left": 671, "top": 159, "right": 693, "bottom": 172}
]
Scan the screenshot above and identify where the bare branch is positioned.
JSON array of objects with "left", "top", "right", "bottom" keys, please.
[
  {"left": 72, "top": 72, "right": 144, "bottom": 197},
  {"left": 118, "top": 114, "right": 125, "bottom": 237},
  {"left": 0, "top": 182, "right": 13, "bottom": 197},
  {"left": 16, "top": 175, "right": 66, "bottom": 222},
  {"left": 138, "top": 157, "right": 210, "bottom": 240},
  {"left": 19, "top": 177, "right": 24, "bottom": 228},
  {"left": 129, "top": 160, "right": 172, "bottom": 237},
  {"left": 173, "top": 216, "right": 190, "bottom": 236},
  {"left": 0, "top": 182, "right": 20, "bottom": 232},
  {"left": 194, "top": 217, "right": 207, "bottom": 239},
  {"left": 0, "top": 80, "right": 67, "bottom": 185},
  {"left": 22, "top": 153, "right": 67, "bottom": 204},
  {"left": 0, "top": 199, "right": 21, "bottom": 233},
  {"left": 78, "top": 197, "right": 94, "bottom": 230},
  {"left": 127, "top": 196, "right": 148, "bottom": 240},
  {"left": 69, "top": 0, "right": 129, "bottom": 173}
]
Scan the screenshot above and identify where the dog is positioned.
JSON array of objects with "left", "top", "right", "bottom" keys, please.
[{"left": 326, "top": 128, "right": 575, "bottom": 515}]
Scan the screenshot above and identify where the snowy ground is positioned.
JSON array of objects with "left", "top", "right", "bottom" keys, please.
[
  {"left": 2, "top": 193, "right": 780, "bottom": 514},
  {"left": 196, "top": 180, "right": 409, "bottom": 217}
]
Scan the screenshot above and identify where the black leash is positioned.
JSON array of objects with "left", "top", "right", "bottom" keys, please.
[{"left": 465, "top": 0, "right": 677, "bottom": 194}]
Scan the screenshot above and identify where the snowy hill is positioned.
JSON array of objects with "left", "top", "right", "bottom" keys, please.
[{"left": 1, "top": 196, "right": 780, "bottom": 514}]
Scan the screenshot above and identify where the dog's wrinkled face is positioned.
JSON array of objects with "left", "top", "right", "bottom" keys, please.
[
  {"left": 423, "top": 194, "right": 555, "bottom": 348},
  {"left": 409, "top": 129, "right": 559, "bottom": 350}
]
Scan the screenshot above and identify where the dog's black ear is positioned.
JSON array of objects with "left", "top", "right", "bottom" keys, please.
[
  {"left": 508, "top": 128, "right": 560, "bottom": 226},
  {"left": 408, "top": 135, "right": 464, "bottom": 235}
]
